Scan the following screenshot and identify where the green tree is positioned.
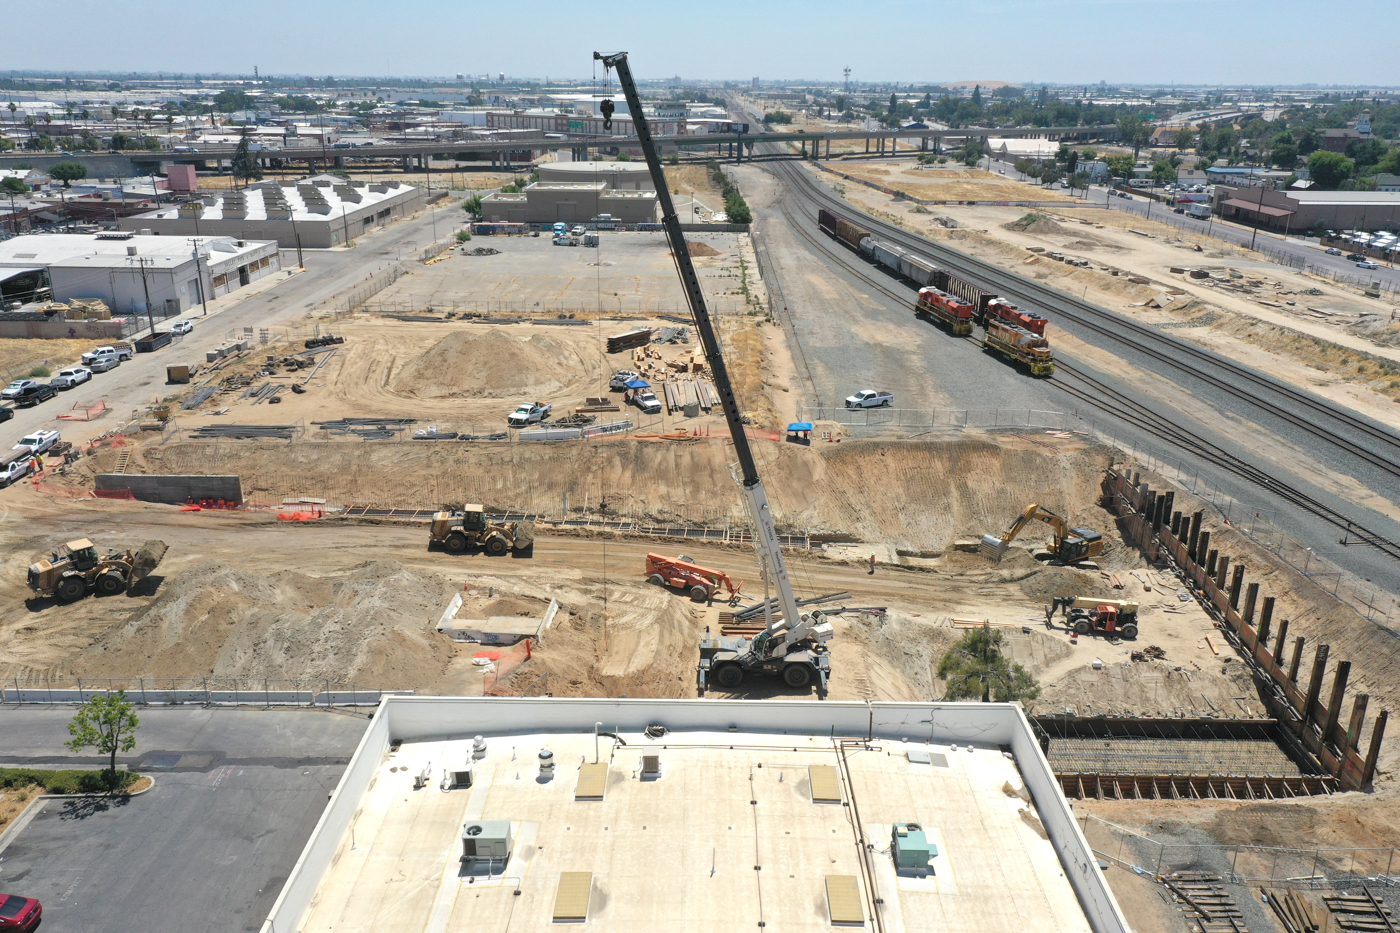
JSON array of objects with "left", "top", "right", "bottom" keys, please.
[
  {"left": 1070, "top": 170, "right": 1090, "bottom": 191},
  {"left": 231, "top": 129, "right": 263, "bottom": 183},
  {"left": 970, "top": 85, "right": 982, "bottom": 108},
  {"left": 937, "top": 625, "right": 1040, "bottom": 703},
  {"left": 1173, "top": 127, "right": 1194, "bottom": 150},
  {"left": 1346, "top": 137, "right": 1387, "bottom": 169},
  {"left": 462, "top": 194, "right": 483, "bottom": 216},
  {"left": 49, "top": 161, "right": 87, "bottom": 187},
  {"left": 1307, "top": 150, "right": 1354, "bottom": 189},
  {"left": 761, "top": 110, "right": 792, "bottom": 125},
  {"left": 959, "top": 139, "right": 983, "bottom": 166},
  {"left": 1104, "top": 153, "right": 1135, "bottom": 179},
  {"left": 213, "top": 90, "right": 253, "bottom": 113},
  {"left": 888, "top": 92, "right": 898, "bottom": 116},
  {"left": 142, "top": 135, "right": 160, "bottom": 150},
  {"left": 1295, "top": 127, "right": 1321, "bottom": 155},
  {"left": 1373, "top": 146, "right": 1400, "bottom": 177},
  {"left": 1270, "top": 132, "right": 1298, "bottom": 169},
  {"left": 1117, "top": 114, "right": 1149, "bottom": 159},
  {"left": 65, "top": 690, "right": 140, "bottom": 790},
  {"left": 0, "top": 176, "right": 28, "bottom": 195},
  {"left": 111, "top": 132, "right": 129, "bottom": 151},
  {"left": 1151, "top": 159, "right": 1176, "bottom": 186}
]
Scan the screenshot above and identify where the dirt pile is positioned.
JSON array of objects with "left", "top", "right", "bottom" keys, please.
[
  {"left": 1005, "top": 213, "right": 1071, "bottom": 236},
  {"left": 62, "top": 558, "right": 459, "bottom": 687},
  {"left": 390, "top": 330, "right": 577, "bottom": 400},
  {"left": 686, "top": 241, "right": 721, "bottom": 258}
]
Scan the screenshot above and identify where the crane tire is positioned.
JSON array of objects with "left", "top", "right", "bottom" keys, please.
[
  {"left": 783, "top": 664, "right": 813, "bottom": 688},
  {"left": 715, "top": 664, "right": 743, "bottom": 688}
]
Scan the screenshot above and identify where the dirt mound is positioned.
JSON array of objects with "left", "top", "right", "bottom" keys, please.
[
  {"left": 687, "top": 241, "right": 721, "bottom": 258},
  {"left": 389, "top": 330, "right": 578, "bottom": 400},
  {"left": 1006, "top": 213, "right": 1070, "bottom": 236},
  {"left": 63, "top": 558, "right": 459, "bottom": 687}
]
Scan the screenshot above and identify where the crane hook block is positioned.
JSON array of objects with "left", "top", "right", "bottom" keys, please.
[{"left": 600, "top": 99, "right": 614, "bottom": 130}]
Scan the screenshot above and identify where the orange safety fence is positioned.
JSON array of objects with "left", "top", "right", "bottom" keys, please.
[
  {"left": 92, "top": 488, "right": 136, "bottom": 500},
  {"left": 57, "top": 400, "right": 110, "bottom": 422},
  {"left": 277, "top": 509, "right": 325, "bottom": 521},
  {"left": 483, "top": 640, "right": 534, "bottom": 696}
]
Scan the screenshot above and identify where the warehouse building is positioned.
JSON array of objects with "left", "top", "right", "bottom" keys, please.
[
  {"left": 259, "top": 696, "right": 1129, "bottom": 933},
  {"left": 1213, "top": 185, "right": 1400, "bottom": 233},
  {"left": 121, "top": 175, "right": 423, "bottom": 248},
  {"left": 480, "top": 161, "right": 657, "bottom": 223},
  {"left": 0, "top": 232, "right": 279, "bottom": 333}
]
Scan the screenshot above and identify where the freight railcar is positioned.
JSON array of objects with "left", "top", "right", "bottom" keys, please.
[
  {"left": 983, "top": 320, "right": 1054, "bottom": 377},
  {"left": 942, "top": 272, "right": 996, "bottom": 319},
  {"left": 915, "top": 287, "right": 975, "bottom": 335},
  {"left": 983, "top": 297, "right": 1048, "bottom": 336},
  {"left": 858, "top": 237, "right": 942, "bottom": 287}
]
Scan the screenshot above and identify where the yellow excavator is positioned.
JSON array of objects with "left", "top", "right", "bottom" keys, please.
[{"left": 980, "top": 504, "right": 1103, "bottom": 565}]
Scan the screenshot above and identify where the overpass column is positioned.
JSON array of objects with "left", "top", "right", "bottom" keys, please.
[
  {"left": 865, "top": 137, "right": 870, "bottom": 154},
  {"left": 334, "top": 155, "right": 345, "bottom": 169}
]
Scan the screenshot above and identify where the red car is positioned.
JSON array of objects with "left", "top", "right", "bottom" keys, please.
[{"left": 0, "top": 893, "right": 41, "bottom": 931}]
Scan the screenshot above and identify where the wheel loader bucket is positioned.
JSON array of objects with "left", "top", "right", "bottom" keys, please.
[
  {"left": 979, "top": 534, "right": 1008, "bottom": 563},
  {"left": 129, "top": 540, "right": 169, "bottom": 585},
  {"left": 511, "top": 521, "right": 535, "bottom": 551}
]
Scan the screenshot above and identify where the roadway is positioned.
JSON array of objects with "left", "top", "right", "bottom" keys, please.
[{"left": 1, "top": 199, "right": 460, "bottom": 452}]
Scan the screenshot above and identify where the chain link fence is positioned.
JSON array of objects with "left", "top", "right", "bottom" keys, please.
[
  {"left": 802, "top": 406, "right": 1075, "bottom": 431},
  {"left": 1, "top": 676, "right": 398, "bottom": 708},
  {"left": 1082, "top": 814, "right": 1400, "bottom": 889}
]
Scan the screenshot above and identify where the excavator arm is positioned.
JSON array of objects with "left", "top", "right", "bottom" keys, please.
[{"left": 980, "top": 504, "right": 1073, "bottom": 563}]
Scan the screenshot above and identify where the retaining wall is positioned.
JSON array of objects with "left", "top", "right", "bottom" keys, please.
[{"left": 95, "top": 473, "right": 243, "bottom": 504}]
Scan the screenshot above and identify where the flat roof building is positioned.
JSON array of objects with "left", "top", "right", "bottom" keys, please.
[
  {"left": 481, "top": 163, "right": 657, "bottom": 224},
  {"left": 537, "top": 161, "right": 654, "bottom": 190},
  {"left": 0, "top": 232, "right": 279, "bottom": 332},
  {"left": 120, "top": 175, "right": 423, "bottom": 248},
  {"left": 1213, "top": 185, "right": 1400, "bottom": 233},
  {"left": 259, "top": 697, "right": 1130, "bottom": 933}
]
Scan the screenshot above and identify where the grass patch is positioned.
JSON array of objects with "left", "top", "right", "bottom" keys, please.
[
  {"left": 0, "top": 766, "right": 143, "bottom": 795},
  {"left": 27, "top": 366, "right": 50, "bottom": 378},
  {"left": 1009, "top": 212, "right": 1046, "bottom": 231}
]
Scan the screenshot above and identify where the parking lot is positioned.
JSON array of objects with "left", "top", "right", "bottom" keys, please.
[{"left": 0, "top": 707, "right": 370, "bottom": 933}]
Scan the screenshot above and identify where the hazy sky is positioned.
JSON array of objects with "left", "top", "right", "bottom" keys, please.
[{"left": 7, "top": 0, "right": 1396, "bottom": 87}]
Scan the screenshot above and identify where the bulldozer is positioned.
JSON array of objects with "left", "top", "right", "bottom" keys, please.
[
  {"left": 1046, "top": 596, "right": 1139, "bottom": 640},
  {"left": 980, "top": 504, "right": 1103, "bottom": 566},
  {"left": 428, "top": 505, "right": 534, "bottom": 557},
  {"left": 28, "top": 538, "right": 168, "bottom": 603}
]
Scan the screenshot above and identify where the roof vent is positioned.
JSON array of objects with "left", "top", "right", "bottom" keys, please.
[{"left": 641, "top": 755, "right": 661, "bottom": 779}]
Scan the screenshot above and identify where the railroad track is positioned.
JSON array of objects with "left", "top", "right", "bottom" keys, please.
[
  {"left": 762, "top": 153, "right": 1400, "bottom": 483},
  {"left": 749, "top": 145, "right": 1400, "bottom": 561}
]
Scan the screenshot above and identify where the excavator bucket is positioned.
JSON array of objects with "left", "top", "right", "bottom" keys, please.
[
  {"left": 979, "top": 534, "right": 1009, "bottom": 563},
  {"left": 128, "top": 540, "right": 168, "bottom": 585},
  {"left": 511, "top": 521, "right": 535, "bottom": 551}
]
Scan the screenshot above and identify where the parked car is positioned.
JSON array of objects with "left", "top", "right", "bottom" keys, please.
[
  {"left": 0, "top": 892, "right": 41, "bottom": 931},
  {"left": 80, "top": 345, "right": 132, "bottom": 367},
  {"left": 87, "top": 356, "right": 119, "bottom": 373},
  {"left": 609, "top": 369, "right": 640, "bottom": 391},
  {"left": 171, "top": 320, "right": 194, "bottom": 335},
  {"left": 1324, "top": 247, "right": 1342, "bottom": 255},
  {"left": 1, "top": 380, "right": 38, "bottom": 400},
  {"left": 12, "top": 384, "right": 56, "bottom": 407},
  {"left": 1357, "top": 261, "right": 1380, "bottom": 269},
  {"left": 14, "top": 430, "right": 60, "bottom": 454},
  {"left": 51, "top": 366, "right": 92, "bottom": 389},
  {"left": 0, "top": 407, "right": 12, "bottom": 425},
  {"left": 845, "top": 389, "right": 894, "bottom": 409},
  {"left": 1345, "top": 253, "right": 1364, "bottom": 262}
]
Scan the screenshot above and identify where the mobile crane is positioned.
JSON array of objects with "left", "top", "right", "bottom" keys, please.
[
  {"left": 979, "top": 503, "right": 1103, "bottom": 566},
  {"left": 593, "top": 51, "right": 833, "bottom": 694}
]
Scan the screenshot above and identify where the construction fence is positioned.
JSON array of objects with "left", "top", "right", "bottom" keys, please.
[
  {"left": 356, "top": 297, "right": 748, "bottom": 318},
  {"left": 1082, "top": 814, "right": 1400, "bottom": 889},
  {"left": 1, "top": 676, "right": 402, "bottom": 708},
  {"left": 801, "top": 406, "right": 1076, "bottom": 431}
]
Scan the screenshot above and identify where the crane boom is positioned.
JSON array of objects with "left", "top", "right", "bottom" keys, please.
[{"left": 594, "top": 51, "right": 805, "bottom": 639}]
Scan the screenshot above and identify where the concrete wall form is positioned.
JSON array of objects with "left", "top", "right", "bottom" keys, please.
[
  {"left": 259, "top": 697, "right": 1131, "bottom": 933},
  {"left": 94, "top": 473, "right": 243, "bottom": 504}
]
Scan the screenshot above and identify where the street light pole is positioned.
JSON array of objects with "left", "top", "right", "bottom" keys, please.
[{"left": 1249, "top": 179, "right": 1266, "bottom": 250}]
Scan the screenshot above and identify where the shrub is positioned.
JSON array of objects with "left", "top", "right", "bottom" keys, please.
[
  {"left": 0, "top": 767, "right": 142, "bottom": 794},
  {"left": 28, "top": 366, "right": 50, "bottom": 377}
]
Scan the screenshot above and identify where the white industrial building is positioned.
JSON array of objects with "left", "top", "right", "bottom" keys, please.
[
  {"left": 258, "top": 696, "right": 1130, "bottom": 933},
  {"left": 0, "top": 231, "right": 280, "bottom": 320},
  {"left": 121, "top": 175, "right": 423, "bottom": 248}
]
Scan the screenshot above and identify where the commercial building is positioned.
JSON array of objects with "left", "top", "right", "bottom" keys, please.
[
  {"left": 985, "top": 138, "right": 1059, "bottom": 161},
  {"left": 0, "top": 231, "right": 278, "bottom": 328},
  {"left": 259, "top": 697, "right": 1129, "bottom": 933},
  {"left": 1213, "top": 185, "right": 1400, "bottom": 233},
  {"left": 480, "top": 161, "right": 657, "bottom": 224},
  {"left": 121, "top": 175, "right": 422, "bottom": 248}
]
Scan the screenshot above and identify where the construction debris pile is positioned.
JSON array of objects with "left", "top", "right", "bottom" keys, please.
[
  {"left": 190, "top": 424, "right": 298, "bottom": 440},
  {"left": 316, "top": 417, "right": 416, "bottom": 440}
]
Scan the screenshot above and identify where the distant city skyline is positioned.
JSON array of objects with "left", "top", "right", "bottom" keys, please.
[{"left": 6, "top": 0, "right": 1396, "bottom": 87}]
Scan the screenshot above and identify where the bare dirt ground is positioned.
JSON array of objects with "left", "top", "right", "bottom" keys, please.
[
  {"left": 831, "top": 161, "right": 1075, "bottom": 204},
  {"left": 819, "top": 161, "right": 1400, "bottom": 428},
  {"left": 0, "top": 337, "right": 94, "bottom": 383}
]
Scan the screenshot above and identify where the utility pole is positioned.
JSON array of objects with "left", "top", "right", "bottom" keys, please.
[
  {"left": 188, "top": 239, "right": 209, "bottom": 315},
  {"left": 134, "top": 257, "right": 157, "bottom": 335},
  {"left": 1250, "top": 179, "right": 1266, "bottom": 250}
]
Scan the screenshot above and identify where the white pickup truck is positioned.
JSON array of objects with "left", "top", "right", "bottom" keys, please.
[
  {"left": 632, "top": 390, "right": 662, "bottom": 415},
  {"left": 507, "top": 402, "right": 552, "bottom": 427},
  {"left": 14, "top": 430, "right": 60, "bottom": 454},
  {"left": 845, "top": 389, "right": 894, "bottom": 409},
  {"left": 81, "top": 345, "right": 133, "bottom": 368}
]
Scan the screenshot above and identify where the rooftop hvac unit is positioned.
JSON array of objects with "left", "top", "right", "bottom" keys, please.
[
  {"left": 891, "top": 822, "right": 937, "bottom": 874},
  {"left": 450, "top": 767, "right": 474, "bottom": 788},
  {"left": 641, "top": 755, "right": 661, "bottom": 777},
  {"left": 461, "top": 820, "right": 512, "bottom": 862}
]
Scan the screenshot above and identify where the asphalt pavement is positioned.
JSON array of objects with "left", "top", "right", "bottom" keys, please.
[
  {"left": 0, "top": 707, "right": 370, "bottom": 933},
  {"left": 0, "top": 200, "right": 460, "bottom": 453}
]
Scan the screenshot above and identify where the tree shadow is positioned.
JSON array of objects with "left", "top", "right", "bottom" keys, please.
[{"left": 57, "top": 793, "right": 132, "bottom": 821}]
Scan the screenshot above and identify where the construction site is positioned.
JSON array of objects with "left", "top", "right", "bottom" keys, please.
[{"left": 4, "top": 91, "right": 1400, "bottom": 933}]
